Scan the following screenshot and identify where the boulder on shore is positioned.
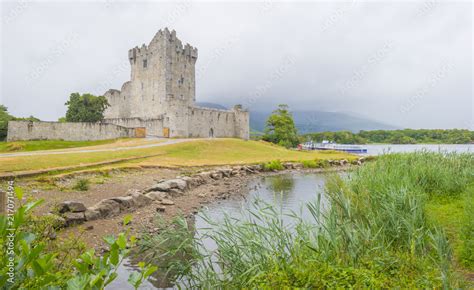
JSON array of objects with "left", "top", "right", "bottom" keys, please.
[
  {"left": 145, "top": 191, "right": 167, "bottom": 201},
  {"left": 84, "top": 208, "right": 101, "bottom": 221},
  {"left": 130, "top": 192, "right": 152, "bottom": 207},
  {"left": 161, "top": 199, "right": 175, "bottom": 205},
  {"left": 94, "top": 199, "right": 121, "bottom": 218},
  {"left": 167, "top": 179, "right": 188, "bottom": 190},
  {"left": 63, "top": 212, "right": 85, "bottom": 226},
  {"left": 58, "top": 201, "right": 87, "bottom": 213}
]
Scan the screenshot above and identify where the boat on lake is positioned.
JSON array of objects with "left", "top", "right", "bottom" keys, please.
[{"left": 302, "top": 140, "right": 368, "bottom": 154}]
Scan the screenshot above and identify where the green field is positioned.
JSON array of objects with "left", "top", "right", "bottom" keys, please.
[
  {"left": 0, "top": 139, "right": 120, "bottom": 152},
  {"left": 0, "top": 139, "right": 354, "bottom": 174}
]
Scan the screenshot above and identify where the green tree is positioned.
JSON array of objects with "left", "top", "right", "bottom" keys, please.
[
  {"left": 263, "top": 104, "right": 299, "bottom": 148},
  {"left": 0, "top": 105, "right": 15, "bottom": 140},
  {"left": 65, "top": 93, "right": 110, "bottom": 122}
]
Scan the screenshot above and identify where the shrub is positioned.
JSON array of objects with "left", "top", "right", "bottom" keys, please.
[
  {"left": 301, "top": 159, "right": 329, "bottom": 168},
  {"left": 73, "top": 178, "right": 90, "bottom": 191},
  {"left": 261, "top": 160, "right": 284, "bottom": 171},
  {"left": 301, "top": 160, "right": 318, "bottom": 168}
]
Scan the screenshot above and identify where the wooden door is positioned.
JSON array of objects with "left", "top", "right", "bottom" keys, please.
[{"left": 163, "top": 127, "right": 170, "bottom": 138}]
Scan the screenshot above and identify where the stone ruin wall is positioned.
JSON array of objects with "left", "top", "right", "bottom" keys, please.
[
  {"left": 7, "top": 121, "right": 137, "bottom": 141},
  {"left": 102, "top": 117, "right": 163, "bottom": 137},
  {"left": 187, "top": 106, "right": 249, "bottom": 139}
]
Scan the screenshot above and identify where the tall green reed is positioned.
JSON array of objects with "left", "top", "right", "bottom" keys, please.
[{"left": 140, "top": 151, "right": 473, "bottom": 288}]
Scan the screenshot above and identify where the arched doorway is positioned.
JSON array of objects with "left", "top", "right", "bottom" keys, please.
[{"left": 209, "top": 128, "right": 214, "bottom": 138}]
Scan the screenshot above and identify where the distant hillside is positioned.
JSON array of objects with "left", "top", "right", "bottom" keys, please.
[
  {"left": 250, "top": 111, "right": 398, "bottom": 133},
  {"left": 194, "top": 102, "right": 397, "bottom": 133},
  {"left": 195, "top": 102, "right": 228, "bottom": 110}
]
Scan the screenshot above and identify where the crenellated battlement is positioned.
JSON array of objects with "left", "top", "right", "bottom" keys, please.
[{"left": 128, "top": 28, "right": 197, "bottom": 65}]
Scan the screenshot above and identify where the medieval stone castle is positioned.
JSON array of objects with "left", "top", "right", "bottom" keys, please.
[{"left": 7, "top": 29, "right": 249, "bottom": 141}]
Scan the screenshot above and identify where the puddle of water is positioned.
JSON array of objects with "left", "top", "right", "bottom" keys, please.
[{"left": 108, "top": 172, "right": 329, "bottom": 289}]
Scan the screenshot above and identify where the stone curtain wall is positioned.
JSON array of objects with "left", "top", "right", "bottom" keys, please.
[
  {"left": 187, "top": 107, "right": 249, "bottom": 139},
  {"left": 102, "top": 117, "right": 164, "bottom": 137},
  {"left": 7, "top": 121, "right": 136, "bottom": 141}
]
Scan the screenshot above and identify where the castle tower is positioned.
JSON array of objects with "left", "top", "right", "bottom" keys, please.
[
  {"left": 103, "top": 29, "right": 249, "bottom": 139},
  {"left": 105, "top": 28, "right": 198, "bottom": 120}
]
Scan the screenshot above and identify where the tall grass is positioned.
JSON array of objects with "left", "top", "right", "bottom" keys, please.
[{"left": 140, "top": 151, "right": 473, "bottom": 288}]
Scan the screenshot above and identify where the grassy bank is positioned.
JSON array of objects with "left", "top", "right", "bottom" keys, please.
[
  {"left": 144, "top": 151, "right": 473, "bottom": 288},
  {"left": 0, "top": 139, "right": 120, "bottom": 152},
  {"left": 0, "top": 139, "right": 353, "bottom": 174}
]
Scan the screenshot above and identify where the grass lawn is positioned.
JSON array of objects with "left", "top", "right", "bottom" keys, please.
[
  {"left": 0, "top": 139, "right": 124, "bottom": 152},
  {"left": 0, "top": 139, "right": 354, "bottom": 174}
]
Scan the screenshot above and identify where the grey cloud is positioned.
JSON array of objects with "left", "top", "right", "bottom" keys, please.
[{"left": 1, "top": 1, "right": 472, "bottom": 129}]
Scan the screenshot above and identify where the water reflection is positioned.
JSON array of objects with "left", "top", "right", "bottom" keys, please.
[{"left": 267, "top": 174, "right": 295, "bottom": 198}]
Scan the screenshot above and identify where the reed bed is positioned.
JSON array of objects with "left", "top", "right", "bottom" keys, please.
[{"left": 140, "top": 151, "right": 474, "bottom": 288}]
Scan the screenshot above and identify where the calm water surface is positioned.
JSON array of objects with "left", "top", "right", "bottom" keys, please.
[
  {"left": 364, "top": 144, "right": 474, "bottom": 155},
  {"left": 108, "top": 172, "right": 328, "bottom": 289}
]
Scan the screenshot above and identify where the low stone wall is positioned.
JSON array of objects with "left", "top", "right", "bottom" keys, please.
[{"left": 7, "top": 121, "right": 137, "bottom": 141}]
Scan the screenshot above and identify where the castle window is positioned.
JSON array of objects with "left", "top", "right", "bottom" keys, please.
[{"left": 143, "top": 59, "right": 147, "bottom": 68}]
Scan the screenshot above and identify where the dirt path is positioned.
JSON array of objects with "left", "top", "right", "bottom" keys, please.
[{"left": 0, "top": 138, "right": 195, "bottom": 158}]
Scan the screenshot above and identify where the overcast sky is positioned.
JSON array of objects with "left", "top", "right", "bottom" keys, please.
[{"left": 1, "top": 1, "right": 472, "bottom": 129}]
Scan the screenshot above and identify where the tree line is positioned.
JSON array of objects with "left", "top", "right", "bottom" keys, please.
[
  {"left": 261, "top": 105, "right": 474, "bottom": 146},
  {"left": 302, "top": 129, "right": 474, "bottom": 144}
]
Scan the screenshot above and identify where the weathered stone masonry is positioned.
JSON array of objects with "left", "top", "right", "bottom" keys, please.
[
  {"left": 7, "top": 121, "right": 136, "bottom": 142},
  {"left": 103, "top": 28, "right": 249, "bottom": 139}
]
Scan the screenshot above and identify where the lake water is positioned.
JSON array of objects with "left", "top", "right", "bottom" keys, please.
[{"left": 364, "top": 144, "right": 474, "bottom": 155}]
